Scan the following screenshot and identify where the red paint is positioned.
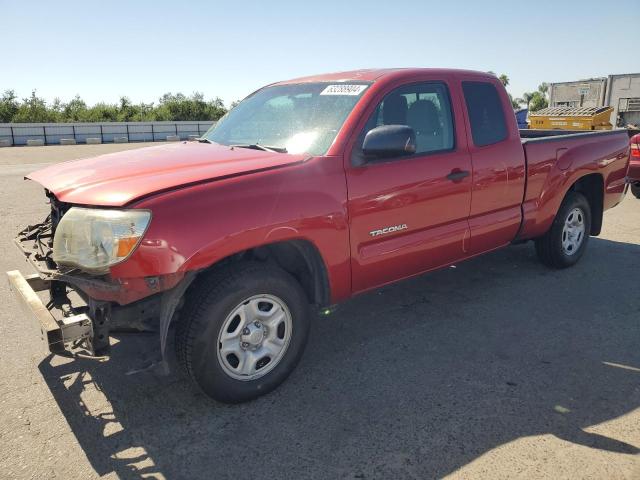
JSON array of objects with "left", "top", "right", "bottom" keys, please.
[
  {"left": 519, "top": 132, "right": 630, "bottom": 239},
  {"left": 628, "top": 133, "right": 640, "bottom": 181},
  {"left": 27, "top": 142, "right": 310, "bottom": 206},
  {"left": 25, "top": 69, "right": 630, "bottom": 306}
]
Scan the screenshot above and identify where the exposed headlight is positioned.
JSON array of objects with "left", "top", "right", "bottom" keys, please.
[{"left": 52, "top": 208, "right": 151, "bottom": 274}]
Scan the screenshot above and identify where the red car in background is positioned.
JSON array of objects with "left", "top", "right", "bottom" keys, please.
[{"left": 629, "top": 133, "right": 640, "bottom": 198}]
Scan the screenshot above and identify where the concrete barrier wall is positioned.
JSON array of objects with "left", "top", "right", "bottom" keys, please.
[{"left": 0, "top": 121, "right": 215, "bottom": 146}]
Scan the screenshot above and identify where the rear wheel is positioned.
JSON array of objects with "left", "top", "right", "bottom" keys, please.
[
  {"left": 631, "top": 184, "right": 640, "bottom": 199},
  {"left": 175, "top": 262, "right": 310, "bottom": 403},
  {"left": 535, "top": 191, "right": 591, "bottom": 269}
]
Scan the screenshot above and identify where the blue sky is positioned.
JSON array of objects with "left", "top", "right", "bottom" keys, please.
[{"left": 3, "top": 0, "right": 638, "bottom": 107}]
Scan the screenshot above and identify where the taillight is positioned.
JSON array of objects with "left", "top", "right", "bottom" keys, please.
[{"left": 632, "top": 142, "right": 640, "bottom": 158}]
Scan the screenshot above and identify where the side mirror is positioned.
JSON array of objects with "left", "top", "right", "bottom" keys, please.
[{"left": 362, "top": 125, "right": 416, "bottom": 159}]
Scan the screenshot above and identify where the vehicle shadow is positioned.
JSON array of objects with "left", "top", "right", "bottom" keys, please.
[{"left": 38, "top": 237, "right": 640, "bottom": 479}]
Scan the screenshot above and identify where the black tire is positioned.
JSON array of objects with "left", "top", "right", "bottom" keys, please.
[
  {"left": 534, "top": 191, "right": 591, "bottom": 269},
  {"left": 175, "top": 261, "right": 310, "bottom": 403},
  {"left": 631, "top": 184, "right": 640, "bottom": 199}
]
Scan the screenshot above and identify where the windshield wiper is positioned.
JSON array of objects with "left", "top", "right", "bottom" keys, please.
[
  {"left": 197, "top": 138, "right": 213, "bottom": 144},
  {"left": 230, "top": 143, "right": 287, "bottom": 153}
]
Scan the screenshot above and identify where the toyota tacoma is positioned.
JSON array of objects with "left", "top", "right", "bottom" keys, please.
[{"left": 7, "top": 68, "right": 631, "bottom": 403}]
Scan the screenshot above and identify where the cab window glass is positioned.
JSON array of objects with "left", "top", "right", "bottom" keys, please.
[
  {"left": 205, "top": 82, "right": 370, "bottom": 155},
  {"left": 361, "top": 82, "right": 455, "bottom": 155},
  {"left": 462, "top": 81, "right": 508, "bottom": 147}
]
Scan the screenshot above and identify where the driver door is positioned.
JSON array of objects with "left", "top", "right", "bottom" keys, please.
[{"left": 346, "top": 79, "right": 473, "bottom": 293}]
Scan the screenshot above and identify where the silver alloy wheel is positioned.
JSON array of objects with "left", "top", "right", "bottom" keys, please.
[
  {"left": 561, "top": 207, "right": 586, "bottom": 255},
  {"left": 217, "top": 294, "right": 293, "bottom": 381}
]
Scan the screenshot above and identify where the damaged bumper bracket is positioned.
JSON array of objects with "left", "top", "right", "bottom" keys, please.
[{"left": 6, "top": 270, "right": 93, "bottom": 355}]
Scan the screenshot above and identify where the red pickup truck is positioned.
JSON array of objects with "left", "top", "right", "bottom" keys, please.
[{"left": 8, "top": 68, "right": 630, "bottom": 403}]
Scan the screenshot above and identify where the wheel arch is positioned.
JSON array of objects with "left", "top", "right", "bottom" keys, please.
[
  {"left": 568, "top": 173, "right": 604, "bottom": 236},
  {"left": 519, "top": 171, "right": 605, "bottom": 240},
  {"left": 186, "top": 239, "right": 331, "bottom": 309}
]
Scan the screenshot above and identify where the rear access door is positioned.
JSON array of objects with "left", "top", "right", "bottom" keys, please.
[{"left": 459, "top": 78, "right": 527, "bottom": 254}]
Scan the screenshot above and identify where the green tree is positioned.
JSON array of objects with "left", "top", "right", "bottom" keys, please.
[
  {"left": 116, "top": 96, "right": 136, "bottom": 121},
  {"left": 529, "top": 91, "right": 548, "bottom": 112},
  {"left": 516, "top": 92, "right": 535, "bottom": 111},
  {"left": 62, "top": 95, "right": 88, "bottom": 122},
  {"left": 2, "top": 90, "right": 228, "bottom": 122},
  {"left": 12, "top": 90, "right": 57, "bottom": 122},
  {"left": 538, "top": 82, "right": 549, "bottom": 96},
  {"left": 85, "top": 102, "right": 119, "bottom": 122},
  {"left": 517, "top": 84, "right": 549, "bottom": 112},
  {"left": 155, "top": 92, "right": 226, "bottom": 121},
  {"left": 51, "top": 98, "right": 64, "bottom": 120},
  {"left": 0, "top": 90, "right": 19, "bottom": 122},
  {"left": 128, "top": 102, "right": 155, "bottom": 122}
]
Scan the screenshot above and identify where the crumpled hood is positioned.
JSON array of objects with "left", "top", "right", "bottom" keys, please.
[{"left": 27, "top": 142, "right": 308, "bottom": 206}]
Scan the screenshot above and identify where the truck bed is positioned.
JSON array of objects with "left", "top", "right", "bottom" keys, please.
[{"left": 517, "top": 128, "right": 630, "bottom": 241}]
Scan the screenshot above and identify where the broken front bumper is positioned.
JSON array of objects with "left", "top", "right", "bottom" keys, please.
[
  {"left": 6, "top": 270, "right": 93, "bottom": 355},
  {"left": 9, "top": 206, "right": 187, "bottom": 361}
]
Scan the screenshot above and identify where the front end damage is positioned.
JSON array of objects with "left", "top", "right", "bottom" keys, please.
[
  {"left": 7, "top": 193, "right": 193, "bottom": 366},
  {"left": 7, "top": 269, "right": 95, "bottom": 355}
]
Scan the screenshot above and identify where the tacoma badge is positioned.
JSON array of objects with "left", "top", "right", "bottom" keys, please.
[{"left": 369, "top": 224, "right": 408, "bottom": 237}]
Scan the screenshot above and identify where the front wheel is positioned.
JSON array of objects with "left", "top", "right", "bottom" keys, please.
[
  {"left": 175, "top": 262, "right": 310, "bottom": 403},
  {"left": 631, "top": 184, "right": 640, "bottom": 199},
  {"left": 535, "top": 191, "right": 591, "bottom": 269}
]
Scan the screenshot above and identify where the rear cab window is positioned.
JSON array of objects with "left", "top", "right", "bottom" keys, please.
[{"left": 462, "top": 81, "right": 507, "bottom": 147}]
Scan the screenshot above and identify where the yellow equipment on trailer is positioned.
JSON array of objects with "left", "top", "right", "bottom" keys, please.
[{"left": 528, "top": 106, "right": 613, "bottom": 131}]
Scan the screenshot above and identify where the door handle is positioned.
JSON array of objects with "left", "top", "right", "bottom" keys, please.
[{"left": 446, "top": 169, "right": 470, "bottom": 182}]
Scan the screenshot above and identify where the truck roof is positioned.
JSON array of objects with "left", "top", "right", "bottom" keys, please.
[{"left": 274, "top": 68, "right": 496, "bottom": 84}]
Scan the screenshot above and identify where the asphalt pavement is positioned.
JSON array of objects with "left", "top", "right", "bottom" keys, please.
[{"left": 0, "top": 143, "right": 638, "bottom": 479}]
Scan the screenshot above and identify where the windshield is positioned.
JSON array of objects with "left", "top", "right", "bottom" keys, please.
[{"left": 202, "top": 82, "right": 371, "bottom": 156}]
